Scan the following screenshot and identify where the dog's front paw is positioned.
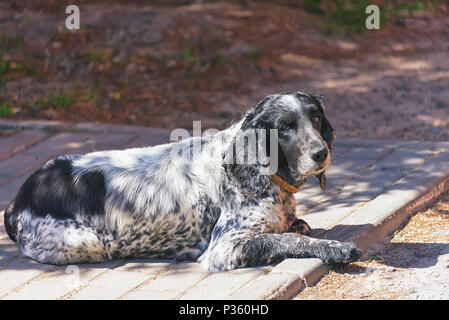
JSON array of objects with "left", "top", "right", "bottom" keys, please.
[
  {"left": 320, "top": 241, "right": 361, "bottom": 264},
  {"left": 289, "top": 219, "right": 312, "bottom": 236}
]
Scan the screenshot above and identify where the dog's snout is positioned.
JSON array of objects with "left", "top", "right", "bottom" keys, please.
[{"left": 311, "top": 149, "right": 328, "bottom": 163}]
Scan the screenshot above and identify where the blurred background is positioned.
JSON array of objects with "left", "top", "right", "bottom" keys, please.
[{"left": 0, "top": 0, "right": 448, "bottom": 140}]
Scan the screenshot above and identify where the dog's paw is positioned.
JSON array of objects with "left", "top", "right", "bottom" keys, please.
[
  {"left": 320, "top": 241, "right": 361, "bottom": 264},
  {"left": 289, "top": 219, "right": 312, "bottom": 236}
]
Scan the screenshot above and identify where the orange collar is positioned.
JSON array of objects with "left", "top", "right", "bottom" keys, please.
[{"left": 270, "top": 174, "right": 300, "bottom": 194}]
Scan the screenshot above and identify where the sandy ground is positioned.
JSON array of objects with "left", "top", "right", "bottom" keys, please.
[{"left": 294, "top": 191, "right": 449, "bottom": 300}]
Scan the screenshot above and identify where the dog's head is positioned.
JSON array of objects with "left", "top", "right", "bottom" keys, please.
[{"left": 223, "top": 91, "right": 335, "bottom": 197}]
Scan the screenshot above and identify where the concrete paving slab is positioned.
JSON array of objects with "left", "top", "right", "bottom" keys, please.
[
  {"left": 0, "top": 258, "right": 123, "bottom": 300},
  {"left": 0, "top": 214, "right": 6, "bottom": 238},
  {"left": 69, "top": 270, "right": 153, "bottom": 300},
  {"left": 0, "top": 256, "right": 57, "bottom": 298},
  {"left": 231, "top": 272, "right": 303, "bottom": 300},
  {"left": 0, "top": 237, "right": 20, "bottom": 266},
  {"left": 123, "top": 262, "right": 210, "bottom": 300},
  {"left": 0, "top": 120, "right": 448, "bottom": 300},
  {"left": 179, "top": 266, "right": 269, "bottom": 300},
  {"left": 122, "top": 287, "right": 179, "bottom": 300},
  {"left": 0, "top": 154, "right": 43, "bottom": 184},
  {"left": 115, "top": 259, "right": 173, "bottom": 275},
  {"left": 0, "top": 129, "right": 49, "bottom": 162}
]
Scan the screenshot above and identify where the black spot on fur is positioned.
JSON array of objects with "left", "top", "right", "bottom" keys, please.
[
  {"left": 13, "top": 157, "right": 106, "bottom": 220},
  {"left": 4, "top": 202, "right": 18, "bottom": 242}
]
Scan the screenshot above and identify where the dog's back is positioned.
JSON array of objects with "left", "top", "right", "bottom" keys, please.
[{"left": 3, "top": 132, "right": 228, "bottom": 265}]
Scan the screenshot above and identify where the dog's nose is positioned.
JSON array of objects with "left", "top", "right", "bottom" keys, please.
[{"left": 311, "top": 149, "right": 328, "bottom": 163}]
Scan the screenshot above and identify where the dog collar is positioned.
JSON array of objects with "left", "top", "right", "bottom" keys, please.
[{"left": 270, "top": 174, "right": 300, "bottom": 194}]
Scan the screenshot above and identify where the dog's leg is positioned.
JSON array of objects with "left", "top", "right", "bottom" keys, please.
[
  {"left": 200, "top": 232, "right": 361, "bottom": 271},
  {"left": 241, "top": 233, "right": 361, "bottom": 266},
  {"left": 13, "top": 210, "right": 109, "bottom": 265},
  {"left": 288, "top": 219, "right": 311, "bottom": 236}
]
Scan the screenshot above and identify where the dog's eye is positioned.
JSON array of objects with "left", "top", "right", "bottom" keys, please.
[
  {"left": 279, "top": 123, "right": 291, "bottom": 132},
  {"left": 312, "top": 115, "right": 321, "bottom": 127}
]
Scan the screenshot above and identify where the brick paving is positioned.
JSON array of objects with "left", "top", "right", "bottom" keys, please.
[{"left": 1, "top": 120, "right": 449, "bottom": 300}]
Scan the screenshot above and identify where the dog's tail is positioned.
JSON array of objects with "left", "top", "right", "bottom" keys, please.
[{"left": 4, "top": 201, "right": 18, "bottom": 243}]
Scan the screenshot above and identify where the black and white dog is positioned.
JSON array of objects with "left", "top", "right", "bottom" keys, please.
[{"left": 4, "top": 92, "right": 361, "bottom": 271}]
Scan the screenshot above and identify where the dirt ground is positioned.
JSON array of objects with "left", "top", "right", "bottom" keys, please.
[
  {"left": 295, "top": 190, "right": 449, "bottom": 300},
  {"left": 1, "top": 0, "right": 449, "bottom": 140}
]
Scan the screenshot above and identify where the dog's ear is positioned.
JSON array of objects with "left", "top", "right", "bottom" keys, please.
[
  {"left": 312, "top": 94, "right": 335, "bottom": 151},
  {"left": 316, "top": 171, "right": 327, "bottom": 191},
  {"left": 223, "top": 129, "right": 271, "bottom": 197},
  {"left": 321, "top": 115, "right": 335, "bottom": 152},
  {"left": 312, "top": 94, "right": 334, "bottom": 191}
]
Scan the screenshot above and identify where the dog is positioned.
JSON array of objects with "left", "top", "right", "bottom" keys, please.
[{"left": 4, "top": 91, "right": 361, "bottom": 271}]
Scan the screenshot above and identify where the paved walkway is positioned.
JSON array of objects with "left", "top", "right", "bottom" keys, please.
[{"left": 1, "top": 120, "right": 449, "bottom": 300}]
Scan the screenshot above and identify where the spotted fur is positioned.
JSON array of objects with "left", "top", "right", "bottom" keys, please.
[{"left": 4, "top": 92, "right": 361, "bottom": 271}]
